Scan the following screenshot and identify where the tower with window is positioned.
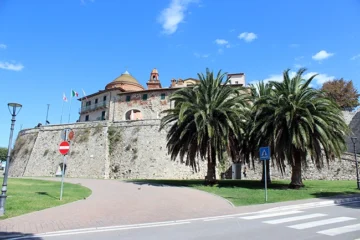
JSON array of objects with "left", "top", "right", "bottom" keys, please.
[{"left": 146, "top": 68, "right": 162, "bottom": 89}]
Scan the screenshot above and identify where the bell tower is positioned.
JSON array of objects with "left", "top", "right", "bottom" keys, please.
[{"left": 147, "top": 68, "right": 162, "bottom": 89}]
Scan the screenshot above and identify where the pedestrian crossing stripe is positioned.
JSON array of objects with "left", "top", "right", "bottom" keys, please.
[
  {"left": 240, "top": 210, "right": 303, "bottom": 220},
  {"left": 317, "top": 223, "right": 360, "bottom": 236},
  {"left": 288, "top": 217, "right": 356, "bottom": 230},
  {"left": 263, "top": 213, "right": 327, "bottom": 224},
  {"left": 238, "top": 210, "right": 360, "bottom": 237}
]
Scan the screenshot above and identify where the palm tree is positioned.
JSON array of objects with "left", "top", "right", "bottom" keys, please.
[
  {"left": 160, "top": 68, "right": 250, "bottom": 184},
  {"left": 252, "top": 68, "right": 350, "bottom": 188},
  {"left": 248, "top": 81, "right": 274, "bottom": 183}
]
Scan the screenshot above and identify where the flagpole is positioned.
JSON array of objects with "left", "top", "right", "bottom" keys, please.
[
  {"left": 60, "top": 100, "right": 64, "bottom": 124},
  {"left": 68, "top": 89, "right": 73, "bottom": 123}
]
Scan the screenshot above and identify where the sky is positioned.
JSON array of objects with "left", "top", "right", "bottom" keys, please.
[{"left": 0, "top": 0, "right": 360, "bottom": 147}]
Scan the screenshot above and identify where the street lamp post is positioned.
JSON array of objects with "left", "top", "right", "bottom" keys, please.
[
  {"left": 45, "top": 104, "right": 50, "bottom": 125},
  {"left": 0, "top": 103, "right": 22, "bottom": 216},
  {"left": 351, "top": 137, "right": 360, "bottom": 190}
]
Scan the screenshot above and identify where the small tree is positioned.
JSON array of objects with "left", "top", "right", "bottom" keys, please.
[
  {"left": 0, "top": 147, "right": 7, "bottom": 161},
  {"left": 321, "top": 79, "right": 360, "bottom": 111}
]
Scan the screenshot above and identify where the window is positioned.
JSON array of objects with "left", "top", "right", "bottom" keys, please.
[
  {"left": 160, "top": 93, "right": 166, "bottom": 100},
  {"left": 235, "top": 81, "right": 239, "bottom": 84},
  {"left": 95, "top": 99, "right": 98, "bottom": 104},
  {"left": 86, "top": 101, "right": 91, "bottom": 106},
  {"left": 126, "top": 95, "right": 131, "bottom": 102},
  {"left": 142, "top": 94, "right": 148, "bottom": 101},
  {"left": 101, "top": 111, "right": 106, "bottom": 120},
  {"left": 103, "top": 95, "right": 107, "bottom": 102},
  {"left": 85, "top": 115, "right": 89, "bottom": 121}
]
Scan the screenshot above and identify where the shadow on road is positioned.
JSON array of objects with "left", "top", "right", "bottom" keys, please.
[
  {"left": 310, "top": 191, "right": 360, "bottom": 209},
  {"left": 0, "top": 231, "right": 42, "bottom": 240}
]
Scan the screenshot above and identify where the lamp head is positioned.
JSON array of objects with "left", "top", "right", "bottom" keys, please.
[
  {"left": 7, "top": 102, "right": 22, "bottom": 116},
  {"left": 351, "top": 136, "right": 358, "bottom": 144}
]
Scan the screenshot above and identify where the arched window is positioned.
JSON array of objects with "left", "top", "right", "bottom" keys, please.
[{"left": 125, "top": 109, "right": 142, "bottom": 120}]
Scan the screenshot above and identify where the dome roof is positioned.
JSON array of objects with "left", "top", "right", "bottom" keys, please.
[
  {"left": 105, "top": 71, "right": 144, "bottom": 91},
  {"left": 151, "top": 68, "right": 158, "bottom": 74}
]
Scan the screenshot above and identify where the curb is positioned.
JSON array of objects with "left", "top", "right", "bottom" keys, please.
[{"left": 259, "top": 195, "right": 360, "bottom": 213}]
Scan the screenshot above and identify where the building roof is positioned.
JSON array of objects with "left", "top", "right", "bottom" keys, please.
[
  {"left": 227, "top": 73, "right": 245, "bottom": 76},
  {"left": 105, "top": 71, "right": 144, "bottom": 90},
  {"left": 151, "top": 68, "right": 159, "bottom": 74}
]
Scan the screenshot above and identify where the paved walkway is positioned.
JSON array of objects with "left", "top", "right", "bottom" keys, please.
[{"left": 0, "top": 178, "right": 236, "bottom": 235}]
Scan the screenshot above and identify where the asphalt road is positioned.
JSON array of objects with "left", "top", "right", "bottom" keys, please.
[{"left": 9, "top": 202, "right": 360, "bottom": 240}]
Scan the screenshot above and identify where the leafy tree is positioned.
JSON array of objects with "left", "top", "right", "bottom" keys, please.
[
  {"left": 160, "top": 68, "right": 250, "bottom": 184},
  {"left": 252, "top": 68, "right": 350, "bottom": 188},
  {"left": 321, "top": 78, "right": 360, "bottom": 111},
  {"left": 0, "top": 147, "right": 8, "bottom": 161}
]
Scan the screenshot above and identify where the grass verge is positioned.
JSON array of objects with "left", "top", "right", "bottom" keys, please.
[
  {"left": 0, "top": 178, "right": 92, "bottom": 219},
  {"left": 127, "top": 179, "right": 360, "bottom": 206}
]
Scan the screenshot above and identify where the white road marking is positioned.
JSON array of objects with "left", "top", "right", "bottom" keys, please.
[
  {"left": 9, "top": 222, "right": 192, "bottom": 239},
  {"left": 4, "top": 211, "right": 267, "bottom": 239},
  {"left": 288, "top": 217, "right": 356, "bottom": 230},
  {"left": 203, "top": 216, "right": 235, "bottom": 222},
  {"left": 263, "top": 213, "right": 327, "bottom": 224},
  {"left": 317, "top": 223, "right": 360, "bottom": 236},
  {"left": 240, "top": 210, "right": 303, "bottom": 220}
]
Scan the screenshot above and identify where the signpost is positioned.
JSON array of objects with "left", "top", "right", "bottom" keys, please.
[
  {"left": 59, "top": 141, "right": 70, "bottom": 155},
  {"left": 58, "top": 128, "right": 72, "bottom": 201},
  {"left": 259, "top": 146, "right": 270, "bottom": 202}
]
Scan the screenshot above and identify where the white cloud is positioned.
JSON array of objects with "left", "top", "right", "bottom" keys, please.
[
  {"left": 158, "top": 0, "right": 196, "bottom": 35},
  {"left": 351, "top": 54, "right": 360, "bottom": 60},
  {"left": 289, "top": 43, "right": 299, "bottom": 48},
  {"left": 215, "top": 39, "right": 228, "bottom": 45},
  {"left": 0, "top": 62, "right": 24, "bottom": 71},
  {"left": 0, "top": 44, "right": 7, "bottom": 49},
  {"left": 194, "top": 52, "right": 209, "bottom": 58},
  {"left": 250, "top": 71, "right": 334, "bottom": 86},
  {"left": 294, "top": 64, "right": 302, "bottom": 69},
  {"left": 238, "top": 32, "right": 257, "bottom": 42},
  {"left": 303, "top": 72, "right": 334, "bottom": 85},
  {"left": 80, "top": 0, "right": 94, "bottom": 4},
  {"left": 312, "top": 50, "right": 334, "bottom": 61}
]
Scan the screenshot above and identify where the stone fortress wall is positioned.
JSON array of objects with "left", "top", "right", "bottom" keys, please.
[{"left": 8, "top": 111, "right": 360, "bottom": 181}]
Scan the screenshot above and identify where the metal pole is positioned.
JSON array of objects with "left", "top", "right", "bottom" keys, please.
[
  {"left": 0, "top": 108, "right": 17, "bottom": 216},
  {"left": 59, "top": 155, "right": 66, "bottom": 200},
  {"left": 45, "top": 104, "right": 50, "bottom": 125},
  {"left": 264, "top": 160, "right": 268, "bottom": 202},
  {"left": 59, "top": 129, "right": 69, "bottom": 200},
  {"left": 353, "top": 141, "right": 360, "bottom": 190}
]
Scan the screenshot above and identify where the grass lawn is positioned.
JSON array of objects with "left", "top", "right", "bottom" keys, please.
[
  {"left": 0, "top": 178, "right": 92, "bottom": 219},
  {"left": 128, "top": 179, "right": 360, "bottom": 206}
]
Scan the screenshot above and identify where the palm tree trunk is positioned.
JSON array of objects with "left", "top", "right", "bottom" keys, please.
[
  {"left": 261, "top": 160, "right": 271, "bottom": 184},
  {"left": 289, "top": 152, "right": 304, "bottom": 189},
  {"left": 206, "top": 145, "right": 217, "bottom": 185}
]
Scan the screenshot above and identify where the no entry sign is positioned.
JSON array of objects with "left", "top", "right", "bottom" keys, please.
[{"left": 59, "top": 141, "right": 70, "bottom": 155}]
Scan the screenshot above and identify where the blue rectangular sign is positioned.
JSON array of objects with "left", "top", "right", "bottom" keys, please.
[{"left": 259, "top": 147, "right": 270, "bottom": 160}]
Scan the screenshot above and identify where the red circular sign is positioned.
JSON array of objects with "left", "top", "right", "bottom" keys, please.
[{"left": 59, "top": 141, "right": 70, "bottom": 155}]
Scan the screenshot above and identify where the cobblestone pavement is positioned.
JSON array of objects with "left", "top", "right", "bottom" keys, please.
[{"left": 0, "top": 178, "right": 236, "bottom": 235}]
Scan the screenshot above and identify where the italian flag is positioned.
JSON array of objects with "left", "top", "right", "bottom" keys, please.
[
  {"left": 63, "top": 93, "right": 68, "bottom": 102},
  {"left": 72, "top": 90, "right": 79, "bottom": 97}
]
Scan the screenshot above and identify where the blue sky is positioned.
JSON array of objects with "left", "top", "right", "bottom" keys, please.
[{"left": 0, "top": 0, "right": 360, "bottom": 147}]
